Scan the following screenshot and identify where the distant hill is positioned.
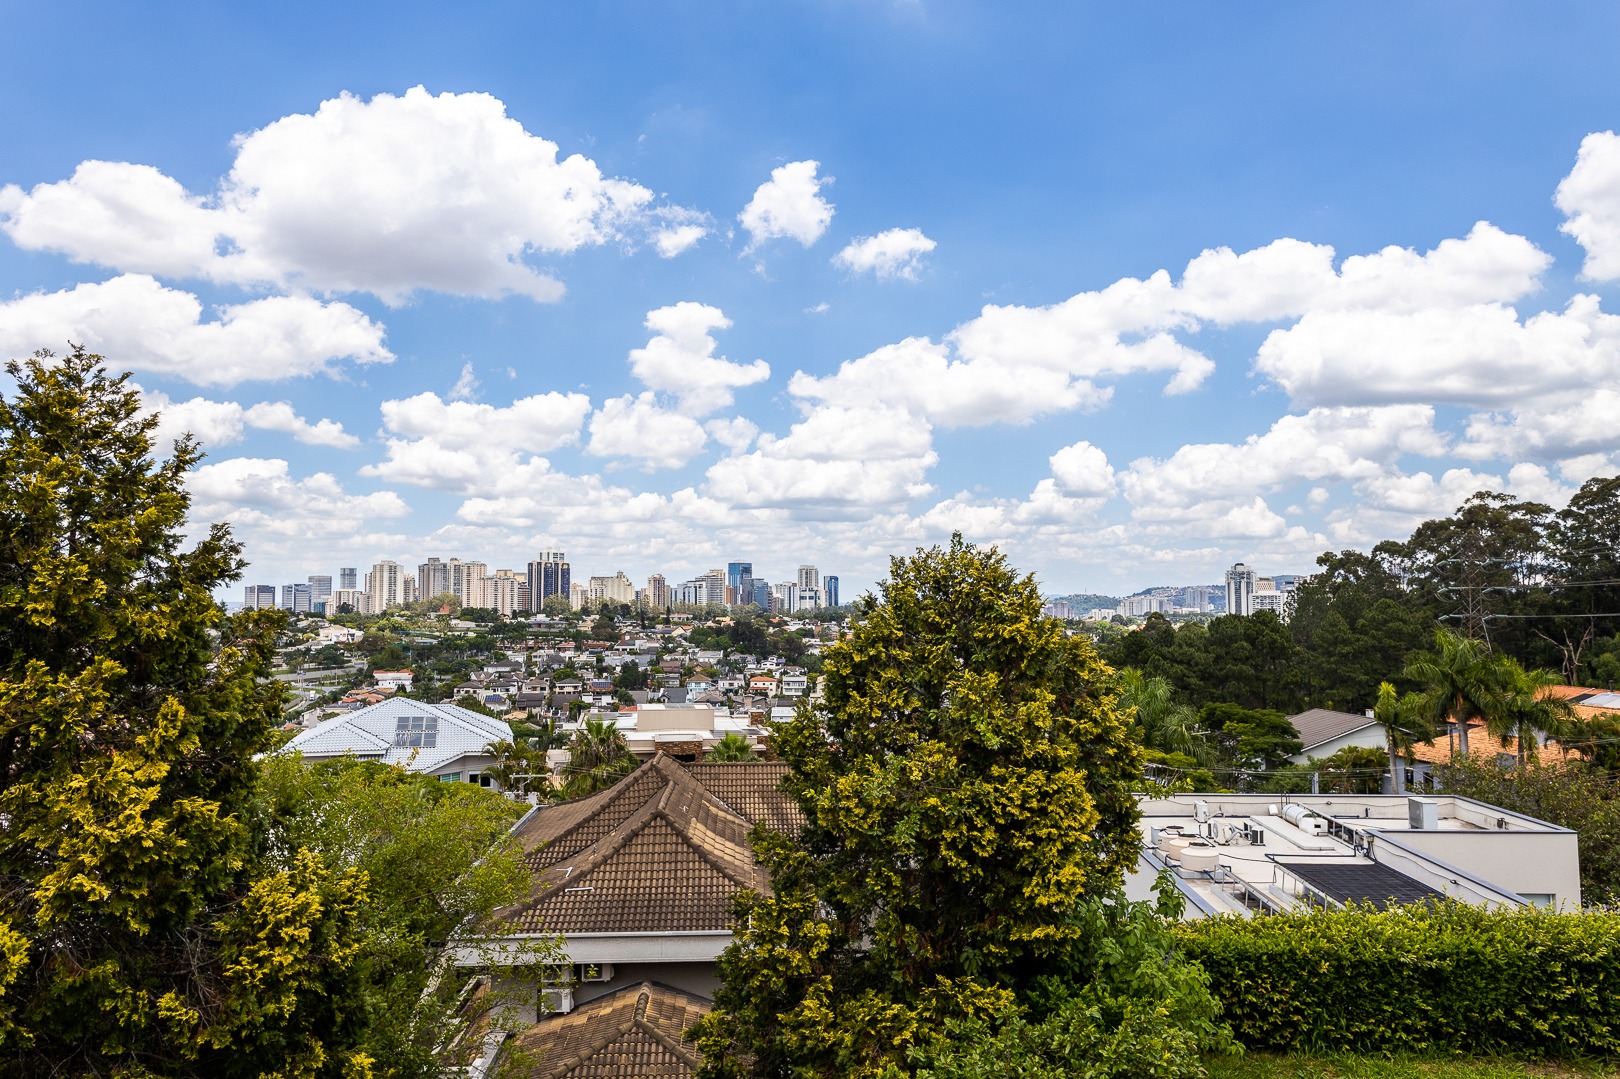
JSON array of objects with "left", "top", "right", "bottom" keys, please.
[{"left": 1045, "top": 593, "right": 1118, "bottom": 611}]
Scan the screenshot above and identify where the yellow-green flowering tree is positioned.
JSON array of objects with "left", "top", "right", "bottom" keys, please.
[
  {"left": 694, "top": 536, "right": 1147, "bottom": 1077},
  {"left": 0, "top": 348, "right": 369, "bottom": 1078}
]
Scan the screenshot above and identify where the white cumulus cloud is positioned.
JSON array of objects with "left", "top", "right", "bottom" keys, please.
[
  {"left": 627, "top": 303, "right": 770, "bottom": 415},
  {"left": 738, "top": 160, "right": 834, "bottom": 250},
  {"left": 0, "top": 274, "right": 391, "bottom": 385},
  {"left": 1557, "top": 130, "right": 1620, "bottom": 282},
  {"left": 588, "top": 393, "right": 710, "bottom": 470},
  {"left": 833, "top": 227, "right": 936, "bottom": 280},
  {"left": 362, "top": 389, "right": 591, "bottom": 490},
  {"left": 0, "top": 87, "right": 690, "bottom": 304}
]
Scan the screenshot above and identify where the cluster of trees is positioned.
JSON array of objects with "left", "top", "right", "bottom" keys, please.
[
  {"left": 1100, "top": 485, "right": 1620, "bottom": 720},
  {"left": 0, "top": 350, "right": 548, "bottom": 1078}
]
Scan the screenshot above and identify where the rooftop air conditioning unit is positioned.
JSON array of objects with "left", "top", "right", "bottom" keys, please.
[{"left": 1408, "top": 797, "right": 1439, "bottom": 830}]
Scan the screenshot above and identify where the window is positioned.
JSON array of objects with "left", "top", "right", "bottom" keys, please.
[
  {"left": 394, "top": 715, "right": 439, "bottom": 748},
  {"left": 1521, "top": 892, "right": 1555, "bottom": 907},
  {"left": 439, "top": 772, "right": 460, "bottom": 783}
]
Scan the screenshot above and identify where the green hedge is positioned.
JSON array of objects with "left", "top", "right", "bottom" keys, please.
[{"left": 1177, "top": 903, "right": 1620, "bottom": 1056}]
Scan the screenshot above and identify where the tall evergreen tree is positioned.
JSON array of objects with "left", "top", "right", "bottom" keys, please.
[
  {"left": 693, "top": 537, "right": 1143, "bottom": 1077},
  {"left": 0, "top": 348, "right": 369, "bottom": 1078}
]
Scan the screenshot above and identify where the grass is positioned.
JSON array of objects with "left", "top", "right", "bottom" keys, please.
[{"left": 1205, "top": 1054, "right": 1620, "bottom": 1079}]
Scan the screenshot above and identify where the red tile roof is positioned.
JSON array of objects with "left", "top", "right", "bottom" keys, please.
[{"left": 508, "top": 981, "right": 707, "bottom": 1078}]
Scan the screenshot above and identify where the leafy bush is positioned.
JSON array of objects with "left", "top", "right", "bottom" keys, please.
[
  {"left": 912, "top": 878, "right": 1234, "bottom": 1079},
  {"left": 1179, "top": 903, "right": 1620, "bottom": 1056},
  {"left": 1435, "top": 757, "right": 1620, "bottom": 905}
]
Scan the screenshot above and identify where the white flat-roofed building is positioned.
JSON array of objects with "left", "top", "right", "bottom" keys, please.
[{"left": 1128, "top": 792, "right": 1582, "bottom": 918}]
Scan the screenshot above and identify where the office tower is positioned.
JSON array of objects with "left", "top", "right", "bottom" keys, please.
[
  {"left": 795, "top": 586, "right": 821, "bottom": 612},
  {"left": 726, "top": 562, "right": 754, "bottom": 608},
  {"left": 823, "top": 575, "right": 839, "bottom": 608},
  {"left": 307, "top": 575, "right": 332, "bottom": 605},
  {"left": 1225, "top": 563, "right": 1257, "bottom": 618},
  {"left": 752, "top": 579, "right": 771, "bottom": 610},
  {"left": 417, "top": 557, "right": 450, "bottom": 600},
  {"left": 646, "top": 573, "right": 669, "bottom": 609},
  {"left": 338, "top": 567, "right": 358, "bottom": 590},
  {"left": 366, "top": 559, "right": 406, "bottom": 611},
  {"left": 280, "top": 584, "right": 295, "bottom": 610},
  {"left": 243, "top": 584, "right": 276, "bottom": 609},
  {"left": 797, "top": 564, "right": 819, "bottom": 592},
  {"left": 527, "top": 551, "right": 571, "bottom": 609}
]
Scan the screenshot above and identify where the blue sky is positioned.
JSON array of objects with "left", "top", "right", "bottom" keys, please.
[{"left": 5, "top": 2, "right": 1620, "bottom": 599}]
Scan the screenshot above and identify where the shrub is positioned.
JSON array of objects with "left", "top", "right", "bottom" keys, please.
[{"left": 1178, "top": 902, "right": 1620, "bottom": 1056}]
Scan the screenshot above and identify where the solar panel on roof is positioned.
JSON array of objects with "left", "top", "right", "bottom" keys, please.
[
  {"left": 395, "top": 715, "right": 438, "bottom": 749},
  {"left": 1273, "top": 859, "right": 1442, "bottom": 910}
]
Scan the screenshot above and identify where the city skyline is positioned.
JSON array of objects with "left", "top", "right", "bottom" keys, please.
[
  {"left": 4, "top": 6, "right": 1620, "bottom": 596},
  {"left": 241, "top": 549, "right": 845, "bottom": 616}
]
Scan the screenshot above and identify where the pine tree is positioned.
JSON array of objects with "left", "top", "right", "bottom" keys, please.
[{"left": 0, "top": 348, "right": 370, "bottom": 1078}]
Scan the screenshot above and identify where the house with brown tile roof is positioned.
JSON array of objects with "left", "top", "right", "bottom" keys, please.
[
  {"left": 503, "top": 981, "right": 708, "bottom": 1078},
  {"left": 455, "top": 755, "right": 799, "bottom": 1010}
]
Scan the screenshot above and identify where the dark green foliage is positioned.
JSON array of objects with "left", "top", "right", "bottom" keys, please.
[
  {"left": 910, "top": 881, "right": 1232, "bottom": 1079},
  {"left": 1434, "top": 758, "right": 1620, "bottom": 905},
  {"left": 1198, "top": 703, "right": 1302, "bottom": 772},
  {"left": 1180, "top": 904, "right": 1620, "bottom": 1057},
  {"left": 694, "top": 537, "right": 1145, "bottom": 1077},
  {"left": 0, "top": 348, "right": 368, "bottom": 1077}
]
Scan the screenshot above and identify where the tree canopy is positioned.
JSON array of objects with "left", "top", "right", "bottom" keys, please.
[
  {"left": 0, "top": 348, "right": 369, "bottom": 1077},
  {"left": 694, "top": 536, "right": 1146, "bottom": 1077}
]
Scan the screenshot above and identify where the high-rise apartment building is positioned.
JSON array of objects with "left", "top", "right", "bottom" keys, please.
[
  {"left": 417, "top": 557, "right": 450, "bottom": 601},
  {"left": 589, "top": 572, "right": 635, "bottom": 605},
  {"left": 823, "top": 575, "right": 839, "bottom": 608},
  {"left": 771, "top": 581, "right": 797, "bottom": 613},
  {"left": 366, "top": 559, "right": 406, "bottom": 612},
  {"left": 243, "top": 584, "right": 276, "bottom": 609},
  {"left": 797, "top": 565, "right": 819, "bottom": 592},
  {"left": 527, "top": 551, "right": 571, "bottom": 610},
  {"left": 331, "top": 588, "right": 371, "bottom": 615},
  {"left": 1225, "top": 563, "right": 1257, "bottom": 618},
  {"left": 726, "top": 562, "right": 754, "bottom": 608},
  {"left": 646, "top": 573, "right": 669, "bottom": 609},
  {"left": 458, "top": 561, "right": 488, "bottom": 606},
  {"left": 339, "top": 567, "right": 358, "bottom": 591},
  {"left": 280, "top": 583, "right": 312, "bottom": 612}
]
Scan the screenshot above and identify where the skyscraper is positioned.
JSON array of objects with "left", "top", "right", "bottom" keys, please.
[
  {"left": 797, "top": 564, "right": 819, "bottom": 592},
  {"left": 823, "top": 575, "right": 839, "bottom": 608},
  {"left": 307, "top": 575, "right": 333, "bottom": 605},
  {"left": 726, "top": 561, "right": 754, "bottom": 608},
  {"left": 1225, "top": 563, "right": 1256, "bottom": 617},
  {"left": 366, "top": 559, "right": 406, "bottom": 611},
  {"left": 339, "top": 567, "right": 358, "bottom": 591},
  {"left": 646, "top": 573, "right": 669, "bottom": 609},
  {"left": 527, "top": 551, "right": 570, "bottom": 610},
  {"left": 243, "top": 584, "right": 276, "bottom": 609},
  {"left": 417, "top": 557, "right": 449, "bottom": 601}
]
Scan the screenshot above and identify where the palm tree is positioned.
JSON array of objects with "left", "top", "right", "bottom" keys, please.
[
  {"left": 705, "top": 732, "right": 755, "bottom": 762},
  {"left": 483, "top": 738, "right": 548, "bottom": 796},
  {"left": 559, "top": 717, "right": 636, "bottom": 798},
  {"left": 1373, "top": 680, "right": 1435, "bottom": 794},
  {"left": 1489, "top": 659, "right": 1578, "bottom": 767},
  {"left": 1560, "top": 711, "right": 1620, "bottom": 770},
  {"left": 1404, "top": 629, "right": 1504, "bottom": 758},
  {"left": 1117, "top": 668, "right": 1199, "bottom": 757}
]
